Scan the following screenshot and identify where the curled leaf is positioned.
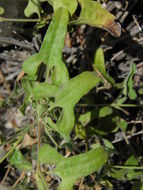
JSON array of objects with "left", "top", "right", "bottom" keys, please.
[{"left": 76, "top": 0, "right": 121, "bottom": 37}]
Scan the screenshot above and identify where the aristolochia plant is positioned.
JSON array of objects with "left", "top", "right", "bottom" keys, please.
[{"left": 5, "top": 0, "right": 139, "bottom": 189}]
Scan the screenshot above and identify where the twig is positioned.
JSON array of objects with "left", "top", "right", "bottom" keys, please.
[
  {"left": 0, "top": 17, "right": 40, "bottom": 22},
  {"left": 0, "top": 36, "right": 34, "bottom": 51},
  {"left": 78, "top": 177, "right": 84, "bottom": 190},
  {"left": 0, "top": 165, "right": 11, "bottom": 189},
  {"left": 112, "top": 130, "right": 143, "bottom": 144},
  {"left": 133, "top": 15, "right": 142, "bottom": 31},
  {"left": 12, "top": 171, "right": 25, "bottom": 188}
]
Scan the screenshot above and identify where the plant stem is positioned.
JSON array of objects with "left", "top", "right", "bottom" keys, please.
[
  {"left": 36, "top": 119, "right": 42, "bottom": 171},
  {"left": 0, "top": 17, "right": 41, "bottom": 22},
  {"left": 0, "top": 135, "right": 24, "bottom": 164},
  {"left": 113, "top": 165, "right": 143, "bottom": 170}
]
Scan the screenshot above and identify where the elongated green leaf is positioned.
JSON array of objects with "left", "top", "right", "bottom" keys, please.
[
  {"left": 36, "top": 170, "right": 49, "bottom": 190},
  {"left": 39, "top": 144, "right": 108, "bottom": 190},
  {"left": 128, "top": 64, "right": 137, "bottom": 100},
  {"left": 122, "top": 63, "right": 137, "bottom": 100},
  {"left": 76, "top": 0, "right": 121, "bottom": 37},
  {"left": 9, "top": 149, "right": 32, "bottom": 171},
  {"left": 53, "top": 0, "right": 77, "bottom": 15},
  {"left": 20, "top": 78, "right": 34, "bottom": 114},
  {"left": 24, "top": 0, "right": 43, "bottom": 18},
  {"left": 93, "top": 48, "right": 114, "bottom": 84},
  {"left": 56, "top": 71, "right": 100, "bottom": 107},
  {"left": 23, "top": 8, "right": 69, "bottom": 85}
]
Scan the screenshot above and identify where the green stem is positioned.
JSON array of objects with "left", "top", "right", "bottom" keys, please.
[
  {"left": 0, "top": 135, "right": 24, "bottom": 164},
  {"left": 113, "top": 165, "right": 143, "bottom": 170},
  {"left": 0, "top": 17, "right": 41, "bottom": 22}
]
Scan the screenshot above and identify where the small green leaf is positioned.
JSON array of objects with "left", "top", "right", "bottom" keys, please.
[
  {"left": 128, "top": 64, "right": 137, "bottom": 100},
  {"left": 9, "top": 149, "right": 32, "bottom": 171},
  {"left": 0, "top": 6, "right": 5, "bottom": 15},
  {"left": 122, "top": 63, "right": 137, "bottom": 100},
  {"left": 103, "top": 138, "right": 115, "bottom": 150},
  {"left": 78, "top": 106, "right": 113, "bottom": 127},
  {"left": 138, "top": 88, "right": 143, "bottom": 95},
  {"left": 99, "top": 106, "right": 113, "bottom": 117},
  {"left": 117, "top": 120, "right": 128, "bottom": 132},
  {"left": 20, "top": 78, "right": 34, "bottom": 114},
  {"left": 24, "top": 0, "right": 43, "bottom": 18},
  {"left": 75, "top": 124, "right": 86, "bottom": 139},
  {"left": 93, "top": 48, "right": 114, "bottom": 84}
]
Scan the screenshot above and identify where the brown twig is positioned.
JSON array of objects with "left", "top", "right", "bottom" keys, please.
[
  {"left": 112, "top": 130, "right": 143, "bottom": 144},
  {"left": 0, "top": 165, "right": 11, "bottom": 189},
  {"left": 12, "top": 171, "right": 25, "bottom": 188}
]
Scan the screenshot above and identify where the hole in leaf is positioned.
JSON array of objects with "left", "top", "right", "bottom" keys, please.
[
  {"left": 37, "top": 62, "right": 46, "bottom": 82},
  {"left": 50, "top": 107, "right": 63, "bottom": 124}
]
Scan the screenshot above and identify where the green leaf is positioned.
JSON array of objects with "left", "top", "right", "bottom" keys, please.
[
  {"left": 76, "top": 0, "right": 121, "bottom": 37},
  {"left": 117, "top": 120, "right": 128, "bottom": 132},
  {"left": 39, "top": 144, "right": 108, "bottom": 190},
  {"left": 36, "top": 170, "right": 49, "bottom": 190},
  {"left": 93, "top": 48, "right": 114, "bottom": 84},
  {"left": 24, "top": 0, "right": 43, "bottom": 18},
  {"left": 128, "top": 64, "right": 137, "bottom": 100},
  {"left": 99, "top": 106, "right": 113, "bottom": 117},
  {"left": 111, "top": 156, "right": 142, "bottom": 181},
  {"left": 20, "top": 78, "right": 34, "bottom": 114},
  {"left": 56, "top": 71, "right": 100, "bottom": 107},
  {"left": 122, "top": 63, "right": 137, "bottom": 100},
  {"left": 75, "top": 124, "right": 86, "bottom": 139},
  {"left": 48, "top": 71, "right": 100, "bottom": 140},
  {"left": 78, "top": 106, "right": 113, "bottom": 127},
  {"left": 0, "top": 6, "right": 4, "bottom": 15},
  {"left": 103, "top": 138, "right": 115, "bottom": 150},
  {"left": 23, "top": 8, "right": 69, "bottom": 86},
  {"left": 53, "top": 0, "right": 78, "bottom": 15},
  {"left": 138, "top": 88, "right": 143, "bottom": 95},
  {"left": 9, "top": 149, "right": 32, "bottom": 171}
]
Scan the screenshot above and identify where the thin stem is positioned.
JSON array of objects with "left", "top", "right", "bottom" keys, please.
[
  {"left": 0, "top": 17, "right": 41, "bottom": 22},
  {"left": 0, "top": 165, "right": 11, "bottom": 188},
  {"left": 12, "top": 171, "right": 25, "bottom": 188},
  {"left": 36, "top": 119, "right": 42, "bottom": 171},
  {"left": 113, "top": 165, "right": 143, "bottom": 170},
  {"left": 0, "top": 135, "right": 24, "bottom": 164},
  {"left": 44, "top": 126, "right": 58, "bottom": 147}
]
